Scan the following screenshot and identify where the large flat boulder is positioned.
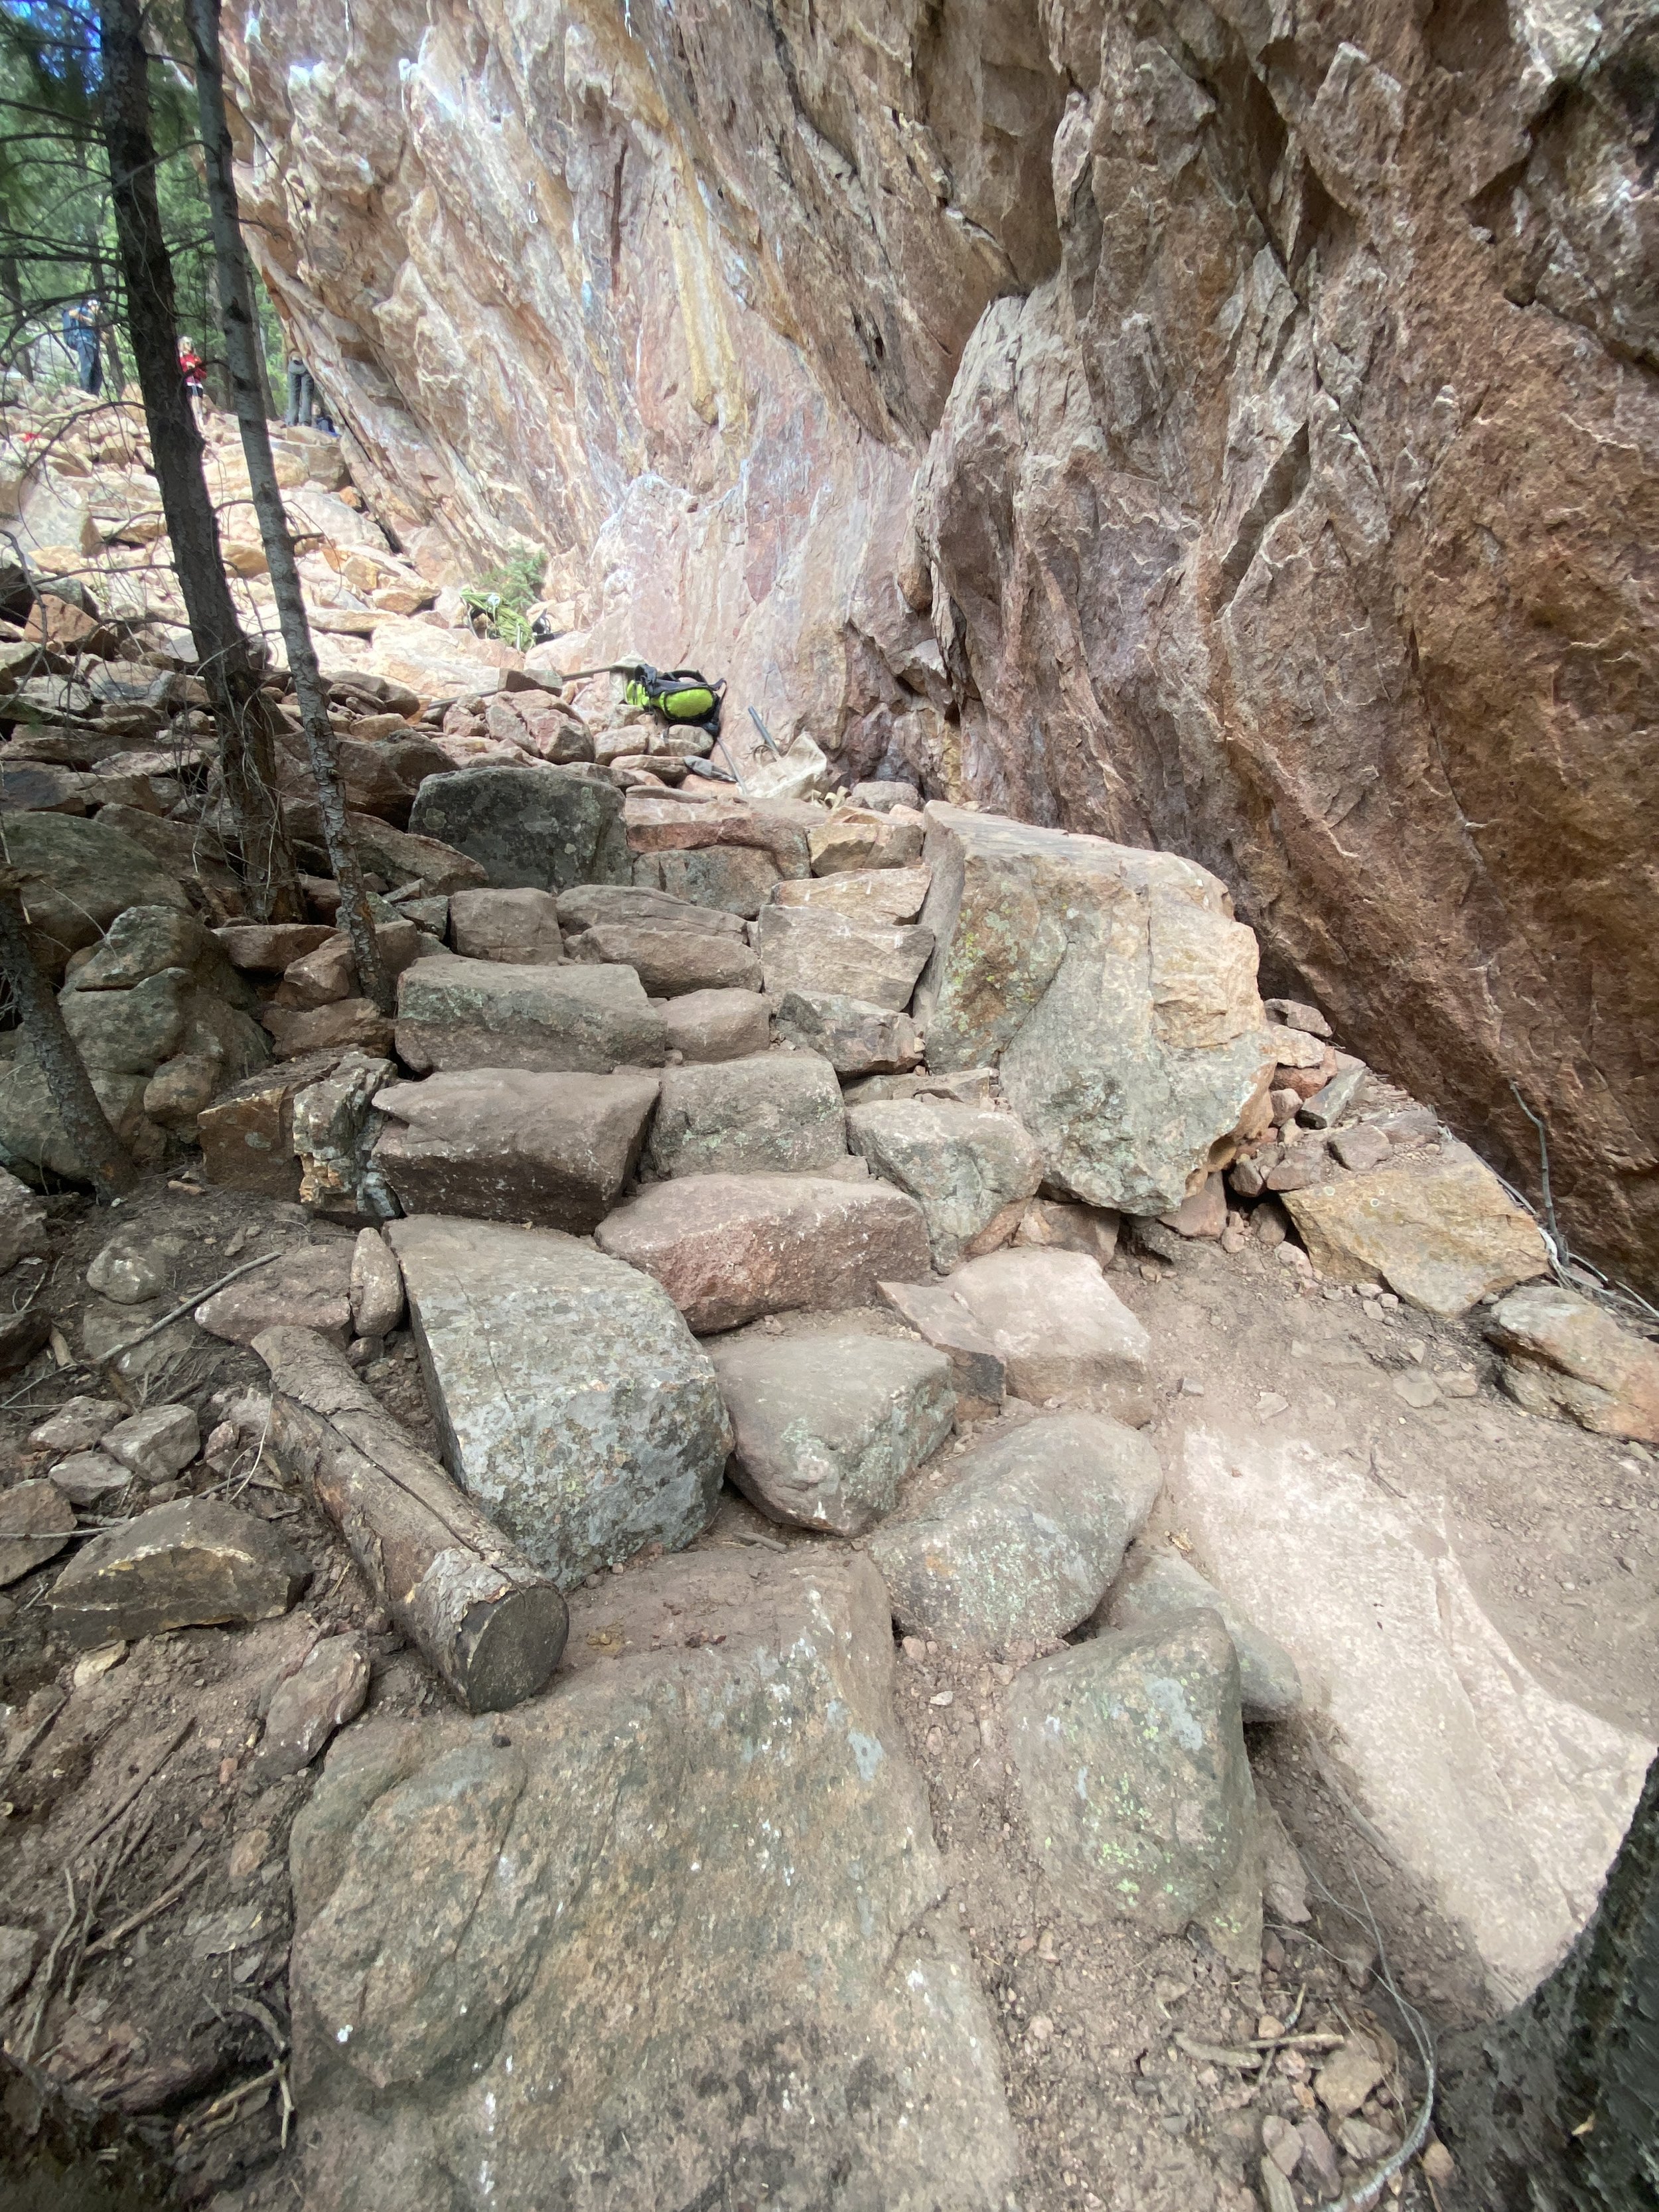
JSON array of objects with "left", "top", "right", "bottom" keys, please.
[
  {"left": 287, "top": 1551, "right": 1016, "bottom": 2210},
  {"left": 753, "top": 903, "right": 933, "bottom": 1012},
  {"left": 396, "top": 952, "right": 666, "bottom": 1074},
  {"left": 1168, "top": 1423, "right": 1655, "bottom": 1998},
  {"left": 409, "top": 764, "right": 630, "bottom": 891},
  {"left": 374, "top": 1070, "right": 660, "bottom": 1232},
  {"left": 596, "top": 1174, "right": 932, "bottom": 1333},
  {"left": 709, "top": 1330, "right": 956, "bottom": 1534},
  {"left": 0, "top": 814, "right": 189, "bottom": 978},
  {"left": 868, "top": 1410, "right": 1161, "bottom": 1656},
  {"left": 564, "top": 919, "right": 762, "bottom": 997},
  {"left": 847, "top": 1098, "right": 1043, "bottom": 1270},
  {"left": 915, "top": 806, "right": 1273, "bottom": 1213},
  {"left": 943, "top": 1246, "right": 1153, "bottom": 1420},
  {"left": 1005, "top": 1613, "right": 1262, "bottom": 1968},
  {"left": 1281, "top": 1140, "right": 1551, "bottom": 1317},
  {"left": 646, "top": 1053, "right": 847, "bottom": 1178},
  {"left": 385, "top": 1216, "right": 729, "bottom": 1582}
]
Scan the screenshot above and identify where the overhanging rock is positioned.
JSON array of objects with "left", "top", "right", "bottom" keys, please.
[{"left": 915, "top": 806, "right": 1275, "bottom": 1213}]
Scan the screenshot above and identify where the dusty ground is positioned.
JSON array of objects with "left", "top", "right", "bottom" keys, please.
[{"left": 1, "top": 1171, "right": 1652, "bottom": 2208}]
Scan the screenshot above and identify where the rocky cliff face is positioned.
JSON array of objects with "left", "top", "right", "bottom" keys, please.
[{"left": 225, "top": 0, "right": 1659, "bottom": 1284}]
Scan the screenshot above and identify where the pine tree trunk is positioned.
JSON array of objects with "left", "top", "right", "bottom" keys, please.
[
  {"left": 0, "top": 878, "right": 135, "bottom": 1201},
  {"left": 1439, "top": 1747, "right": 1658, "bottom": 2208},
  {"left": 183, "top": 0, "right": 392, "bottom": 1012},
  {"left": 96, "top": 0, "right": 303, "bottom": 925}
]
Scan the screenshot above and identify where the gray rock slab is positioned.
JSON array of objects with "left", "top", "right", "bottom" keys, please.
[
  {"left": 753, "top": 903, "right": 933, "bottom": 1011},
  {"left": 646, "top": 1053, "right": 846, "bottom": 1179},
  {"left": 384, "top": 1215, "right": 730, "bottom": 1583},
  {"left": 632, "top": 843, "right": 786, "bottom": 917},
  {"left": 47, "top": 1498, "right": 309, "bottom": 1645},
  {"left": 595, "top": 1173, "right": 932, "bottom": 1333},
  {"left": 1486, "top": 1283, "right": 1659, "bottom": 1441},
  {"left": 0, "top": 812, "right": 189, "bottom": 977},
  {"left": 0, "top": 1479, "right": 76, "bottom": 1585},
  {"left": 877, "top": 1279, "right": 1007, "bottom": 1419},
  {"left": 196, "top": 1241, "right": 355, "bottom": 1347},
  {"left": 565, "top": 920, "right": 762, "bottom": 997},
  {"left": 396, "top": 952, "right": 666, "bottom": 1074},
  {"left": 867, "top": 1410, "right": 1161, "bottom": 1655},
  {"left": 1168, "top": 1422, "right": 1656, "bottom": 1996},
  {"left": 662, "top": 988, "right": 770, "bottom": 1064},
  {"left": 772, "top": 989, "right": 924, "bottom": 1078},
  {"left": 253, "top": 1633, "right": 371, "bottom": 1783},
  {"left": 915, "top": 805, "right": 1274, "bottom": 1212},
  {"left": 409, "top": 763, "right": 630, "bottom": 891},
  {"left": 772, "top": 865, "right": 931, "bottom": 924},
  {"left": 709, "top": 1331, "right": 956, "bottom": 1534},
  {"left": 1005, "top": 1611, "right": 1262, "bottom": 1968},
  {"left": 447, "top": 887, "right": 564, "bottom": 964},
  {"left": 0, "top": 1167, "right": 48, "bottom": 1276},
  {"left": 86, "top": 1224, "right": 189, "bottom": 1306},
  {"left": 847, "top": 1098, "right": 1043, "bottom": 1270},
  {"left": 103, "top": 1404, "right": 200, "bottom": 1485},
  {"left": 1098, "top": 1545, "right": 1303, "bottom": 1722},
  {"left": 374, "top": 1069, "right": 659, "bottom": 1233},
  {"left": 557, "top": 883, "right": 745, "bottom": 938},
  {"left": 944, "top": 1246, "right": 1153, "bottom": 1421},
  {"left": 287, "top": 1550, "right": 1016, "bottom": 2210}
]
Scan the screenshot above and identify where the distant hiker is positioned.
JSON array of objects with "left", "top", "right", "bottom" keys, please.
[
  {"left": 285, "top": 351, "right": 315, "bottom": 427},
  {"left": 62, "top": 300, "right": 102, "bottom": 393},
  {"left": 178, "top": 335, "right": 206, "bottom": 407}
]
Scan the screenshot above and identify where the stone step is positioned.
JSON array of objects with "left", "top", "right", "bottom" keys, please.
[{"left": 395, "top": 951, "right": 666, "bottom": 1073}]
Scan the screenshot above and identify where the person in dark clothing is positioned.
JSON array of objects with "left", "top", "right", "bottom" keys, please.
[
  {"left": 285, "top": 352, "right": 315, "bottom": 427},
  {"left": 62, "top": 300, "right": 102, "bottom": 392}
]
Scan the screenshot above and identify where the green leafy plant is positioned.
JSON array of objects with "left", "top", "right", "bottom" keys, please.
[{"left": 461, "top": 548, "right": 546, "bottom": 648}]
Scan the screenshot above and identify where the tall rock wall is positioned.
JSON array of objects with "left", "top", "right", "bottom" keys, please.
[{"left": 225, "top": 0, "right": 1659, "bottom": 1284}]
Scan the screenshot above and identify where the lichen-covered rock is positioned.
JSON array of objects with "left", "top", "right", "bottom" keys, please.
[
  {"left": 285, "top": 1552, "right": 1017, "bottom": 2210},
  {"left": 868, "top": 1411, "right": 1161, "bottom": 1656},
  {"left": 291, "top": 1052, "right": 399, "bottom": 1220},
  {"left": 1283, "top": 1140, "right": 1551, "bottom": 1317},
  {"left": 1004, "top": 1612, "right": 1262, "bottom": 1969},
  {"left": 409, "top": 763, "right": 630, "bottom": 891},
  {"left": 847, "top": 1098, "right": 1043, "bottom": 1270},
  {"left": 772, "top": 990, "right": 924, "bottom": 1078},
  {"left": 646, "top": 1053, "right": 846, "bottom": 1179},
  {"left": 0, "top": 815, "right": 188, "bottom": 976},
  {"left": 384, "top": 1215, "right": 731, "bottom": 1583},
  {"left": 1098, "top": 1546, "right": 1303, "bottom": 1723},
  {"left": 709, "top": 1329, "right": 956, "bottom": 1534},
  {"left": 916, "top": 808, "right": 1273, "bottom": 1214},
  {"left": 754, "top": 903, "right": 933, "bottom": 1013}
]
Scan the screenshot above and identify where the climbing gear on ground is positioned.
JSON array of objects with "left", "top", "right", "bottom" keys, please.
[{"left": 559, "top": 660, "right": 727, "bottom": 734}]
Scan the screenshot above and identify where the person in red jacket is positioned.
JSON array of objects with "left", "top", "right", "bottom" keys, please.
[{"left": 177, "top": 335, "right": 206, "bottom": 408}]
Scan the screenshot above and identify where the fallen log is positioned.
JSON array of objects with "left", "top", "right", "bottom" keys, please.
[{"left": 252, "top": 1324, "right": 567, "bottom": 1712}]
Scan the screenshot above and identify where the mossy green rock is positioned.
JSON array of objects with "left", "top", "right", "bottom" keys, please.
[{"left": 1005, "top": 1609, "right": 1262, "bottom": 1969}]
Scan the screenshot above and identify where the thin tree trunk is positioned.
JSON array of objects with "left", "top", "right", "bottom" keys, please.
[
  {"left": 0, "top": 877, "right": 135, "bottom": 1201},
  {"left": 1439, "top": 1746, "right": 1659, "bottom": 2208},
  {"left": 96, "top": 0, "right": 303, "bottom": 925},
  {"left": 184, "top": 0, "right": 391, "bottom": 1011}
]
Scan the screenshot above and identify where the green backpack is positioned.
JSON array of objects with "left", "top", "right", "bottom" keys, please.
[{"left": 620, "top": 664, "right": 726, "bottom": 731}]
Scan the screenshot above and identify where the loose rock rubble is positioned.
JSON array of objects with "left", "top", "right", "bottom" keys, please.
[{"left": 1, "top": 390, "right": 1654, "bottom": 2212}]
